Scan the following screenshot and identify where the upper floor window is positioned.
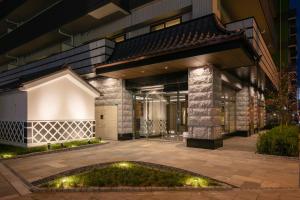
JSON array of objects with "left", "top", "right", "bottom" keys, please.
[
  {"left": 151, "top": 23, "right": 165, "bottom": 32},
  {"left": 151, "top": 17, "right": 181, "bottom": 32},
  {"left": 165, "top": 18, "right": 181, "bottom": 28},
  {"left": 113, "top": 35, "right": 126, "bottom": 43}
]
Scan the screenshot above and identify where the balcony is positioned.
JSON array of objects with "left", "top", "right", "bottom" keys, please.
[
  {"left": 221, "top": 0, "right": 277, "bottom": 54},
  {"left": 226, "top": 18, "right": 279, "bottom": 89},
  {"left": 0, "top": 38, "right": 115, "bottom": 88},
  {"left": 0, "top": 0, "right": 129, "bottom": 65}
]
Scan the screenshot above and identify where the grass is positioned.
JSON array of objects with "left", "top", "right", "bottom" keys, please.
[
  {"left": 0, "top": 138, "right": 103, "bottom": 159},
  {"left": 42, "top": 162, "right": 221, "bottom": 189}
]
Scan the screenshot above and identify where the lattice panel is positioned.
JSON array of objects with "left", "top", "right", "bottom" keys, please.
[
  {"left": 29, "top": 121, "right": 95, "bottom": 144},
  {"left": 139, "top": 119, "right": 167, "bottom": 136},
  {"left": 0, "top": 121, "right": 25, "bottom": 144}
]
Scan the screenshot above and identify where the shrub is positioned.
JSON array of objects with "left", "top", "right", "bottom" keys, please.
[{"left": 256, "top": 126, "right": 299, "bottom": 157}]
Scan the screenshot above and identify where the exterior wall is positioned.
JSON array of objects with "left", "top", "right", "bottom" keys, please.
[
  {"left": 0, "top": 91, "right": 27, "bottom": 147},
  {"left": 89, "top": 77, "right": 133, "bottom": 137},
  {"left": 127, "top": 26, "right": 150, "bottom": 39},
  {"left": 0, "top": 0, "right": 221, "bottom": 70},
  {"left": 192, "top": 0, "right": 220, "bottom": 19},
  {"left": 251, "top": 87, "right": 259, "bottom": 130},
  {"left": 236, "top": 85, "right": 266, "bottom": 135},
  {"left": 25, "top": 76, "right": 96, "bottom": 146},
  {"left": 0, "top": 39, "right": 114, "bottom": 88},
  {"left": 226, "top": 18, "right": 279, "bottom": 89},
  {"left": 187, "top": 65, "right": 222, "bottom": 142},
  {"left": 0, "top": 76, "right": 97, "bottom": 147},
  {"left": 74, "top": 0, "right": 192, "bottom": 45},
  {"left": 27, "top": 77, "right": 95, "bottom": 121},
  {"left": 21, "top": 44, "right": 62, "bottom": 65},
  {"left": 236, "top": 86, "right": 250, "bottom": 132},
  {"left": 260, "top": 92, "right": 266, "bottom": 128},
  {"left": 0, "top": 91, "right": 27, "bottom": 121}
]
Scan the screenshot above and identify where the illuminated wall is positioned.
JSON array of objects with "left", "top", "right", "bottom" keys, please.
[
  {"left": 27, "top": 76, "right": 95, "bottom": 121},
  {"left": 0, "top": 91, "right": 27, "bottom": 121},
  {"left": 0, "top": 72, "right": 98, "bottom": 147}
]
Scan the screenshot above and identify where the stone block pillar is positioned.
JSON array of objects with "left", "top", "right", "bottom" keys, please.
[
  {"left": 251, "top": 87, "right": 259, "bottom": 131},
  {"left": 89, "top": 77, "right": 133, "bottom": 140},
  {"left": 236, "top": 85, "right": 265, "bottom": 136},
  {"left": 187, "top": 65, "right": 223, "bottom": 149},
  {"left": 258, "top": 92, "right": 266, "bottom": 129},
  {"left": 236, "top": 86, "right": 250, "bottom": 136}
]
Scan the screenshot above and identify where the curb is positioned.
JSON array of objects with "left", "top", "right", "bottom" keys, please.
[
  {"left": 0, "top": 142, "right": 109, "bottom": 161},
  {"left": 31, "top": 161, "right": 234, "bottom": 192}
]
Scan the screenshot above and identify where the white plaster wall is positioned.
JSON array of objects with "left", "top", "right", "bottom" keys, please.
[
  {"left": 0, "top": 91, "right": 27, "bottom": 121},
  {"left": 27, "top": 77, "right": 95, "bottom": 121}
]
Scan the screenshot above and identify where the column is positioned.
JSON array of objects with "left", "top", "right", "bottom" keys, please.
[
  {"left": 236, "top": 86, "right": 250, "bottom": 136},
  {"left": 89, "top": 77, "right": 133, "bottom": 140},
  {"left": 187, "top": 64, "right": 223, "bottom": 149}
]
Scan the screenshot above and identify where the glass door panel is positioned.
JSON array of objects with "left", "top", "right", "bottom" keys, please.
[{"left": 133, "top": 89, "right": 187, "bottom": 141}]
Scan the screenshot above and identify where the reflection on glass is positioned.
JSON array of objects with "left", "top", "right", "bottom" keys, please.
[
  {"left": 221, "top": 86, "right": 236, "bottom": 134},
  {"left": 133, "top": 90, "right": 187, "bottom": 141}
]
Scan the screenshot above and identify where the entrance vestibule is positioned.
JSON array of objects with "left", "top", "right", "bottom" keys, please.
[{"left": 133, "top": 86, "right": 188, "bottom": 141}]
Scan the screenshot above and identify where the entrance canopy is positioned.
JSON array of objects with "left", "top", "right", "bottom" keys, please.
[{"left": 96, "top": 14, "right": 261, "bottom": 83}]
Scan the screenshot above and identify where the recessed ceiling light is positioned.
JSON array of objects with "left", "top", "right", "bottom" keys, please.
[{"left": 164, "top": 66, "right": 168, "bottom": 70}]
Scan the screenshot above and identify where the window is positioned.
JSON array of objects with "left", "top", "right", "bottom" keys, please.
[
  {"left": 151, "top": 17, "right": 181, "bottom": 32},
  {"left": 151, "top": 23, "right": 165, "bottom": 32},
  {"left": 113, "top": 35, "right": 125, "bottom": 43},
  {"left": 165, "top": 18, "right": 181, "bottom": 28}
]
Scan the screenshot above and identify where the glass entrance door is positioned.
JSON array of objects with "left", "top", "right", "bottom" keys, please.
[
  {"left": 221, "top": 86, "right": 237, "bottom": 134},
  {"left": 133, "top": 89, "right": 187, "bottom": 141}
]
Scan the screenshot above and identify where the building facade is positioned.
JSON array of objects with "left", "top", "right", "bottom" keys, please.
[
  {"left": 0, "top": 0, "right": 279, "bottom": 149},
  {"left": 287, "top": 9, "right": 297, "bottom": 117}
]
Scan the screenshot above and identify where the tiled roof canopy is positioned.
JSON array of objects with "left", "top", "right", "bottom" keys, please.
[{"left": 102, "top": 14, "right": 247, "bottom": 66}]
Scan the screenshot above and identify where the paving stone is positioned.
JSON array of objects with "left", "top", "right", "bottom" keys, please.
[{"left": 4, "top": 136, "right": 298, "bottom": 196}]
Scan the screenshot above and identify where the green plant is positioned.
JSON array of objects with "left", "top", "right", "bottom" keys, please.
[
  {"left": 0, "top": 138, "right": 103, "bottom": 159},
  {"left": 43, "top": 162, "right": 219, "bottom": 188},
  {"left": 256, "top": 126, "right": 299, "bottom": 157}
]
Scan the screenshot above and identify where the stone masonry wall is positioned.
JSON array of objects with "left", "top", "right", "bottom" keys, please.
[
  {"left": 188, "top": 65, "right": 222, "bottom": 140},
  {"left": 251, "top": 87, "right": 259, "bottom": 129},
  {"left": 259, "top": 92, "right": 266, "bottom": 128},
  {"left": 89, "top": 78, "right": 133, "bottom": 135},
  {"left": 236, "top": 86, "right": 250, "bottom": 131}
]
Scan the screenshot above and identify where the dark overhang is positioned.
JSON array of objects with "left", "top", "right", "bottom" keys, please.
[
  {"left": 0, "top": 0, "right": 26, "bottom": 19},
  {"left": 0, "top": 0, "right": 128, "bottom": 55},
  {"left": 125, "top": 71, "right": 188, "bottom": 90}
]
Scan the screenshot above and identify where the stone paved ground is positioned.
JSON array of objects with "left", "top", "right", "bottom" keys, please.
[
  {"left": 0, "top": 135, "right": 299, "bottom": 199},
  {"left": 3, "top": 135, "right": 298, "bottom": 188},
  {"left": 0, "top": 173, "right": 18, "bottom": 200},
  {"left": 7, "top": 189, "right": 300, "bottom": 200}
]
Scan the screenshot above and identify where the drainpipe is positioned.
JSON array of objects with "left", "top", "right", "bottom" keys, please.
[
  {"left": 5, "top": 54, "right": 19, "bottom": 66},
  {"left": 5, "top": 19, "right": 21, "bottom": 27},
  {"left": 58, "top": 28, "right": 74, "bottom": 47}
]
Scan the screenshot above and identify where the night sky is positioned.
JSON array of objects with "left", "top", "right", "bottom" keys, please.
[{"left": 290, "top": 0, "right": 300, "bottom": 87}]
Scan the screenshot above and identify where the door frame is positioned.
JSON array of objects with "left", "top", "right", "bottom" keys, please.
[{"left": 95, "top": 105, "right": 118, "bottom": 140}]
